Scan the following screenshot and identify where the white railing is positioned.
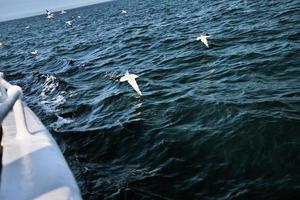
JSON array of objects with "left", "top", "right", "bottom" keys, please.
[{"left": 0, "top": 72, "right": 30, "bottom": 137}]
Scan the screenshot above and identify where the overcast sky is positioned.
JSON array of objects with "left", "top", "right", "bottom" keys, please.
[{"left": 0, "top": 0, "right": 109, "bottom": 22}]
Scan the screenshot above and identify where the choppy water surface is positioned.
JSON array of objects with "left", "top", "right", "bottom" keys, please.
[{"left": 1, "top": 0, "right": 300, "bottom": 199}]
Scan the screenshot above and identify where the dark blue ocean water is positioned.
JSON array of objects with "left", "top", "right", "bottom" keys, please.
[{"left": 1, "top": 0, "right": 300, "bottom": 199}]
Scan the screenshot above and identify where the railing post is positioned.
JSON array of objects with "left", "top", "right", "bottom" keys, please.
[
  {"left": 0, "top": 87, "right": 21, "bottom": 124},
  {"left": 0, "top": 73, "right": 31, "bottom": 137},
  {"left": 9, "top": 87, "right": 31, "bottom": 138}
]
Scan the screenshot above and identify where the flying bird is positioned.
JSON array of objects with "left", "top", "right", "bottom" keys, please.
[
  {"left": 61, "top": 10, "right": 67, "bottom": 14},
  {"left": 196, "top": 35, "right": 210, "bottom": 48},
  {"left": 66, "top": 20, "right": 73, "bottom": 26},
  {"left": 120, "top": 71, "right": 142, "bottom": 96},
  {"left": 122, "top": 10, "right": 127, "bottom": 14},
  {"left": 47, "top": 14, "right": 54, "bottom": 19},
  {"left": 46, "top": 10, "right": 54, "bottom": 19},
  {"left": 31, "top": 50, "right": 38, "bottom": 55},
  {"left": 25, "top": 25, "right": 30, "bottom": 29},
  {"left": 0, "top": 42, "right": 2, "bottom": 46},
  {"left": 46, "top": 10, "right": 51, "bottom": 15}
]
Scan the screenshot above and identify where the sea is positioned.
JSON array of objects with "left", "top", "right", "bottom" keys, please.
[{"left": 0, "top": 0, "right": 300, "bottom": 199}]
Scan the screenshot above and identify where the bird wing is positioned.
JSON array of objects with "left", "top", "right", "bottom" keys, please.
[
  {"left": 201, "top": 38, "right": 209, "bottom": 47},
  {"left": 120, "top": 75, "right": 128, "bottom": 82},
  {"left": 131, "top": 74, "right": 139, "bottom": 79},
  {"left": 128, "top": 78, "right": 142, "bottom": 96}
]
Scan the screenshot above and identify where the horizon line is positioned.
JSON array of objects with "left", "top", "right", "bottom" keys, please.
[{"left": 0, "top": 0, "right": 112, "bottom": 23}]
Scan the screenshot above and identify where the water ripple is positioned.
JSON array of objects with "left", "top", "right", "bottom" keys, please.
[{"left": 1, "top": 0, "right": 300, "bottom": 199}]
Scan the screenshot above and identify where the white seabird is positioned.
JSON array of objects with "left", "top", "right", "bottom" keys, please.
[
  {"left": 0, "top": 42, "right": 2, "bottom": 46},
  {"left": 120, "top": 71, "right": 142, "bottom": 96},
  {"left": 66, "top": 20, "right": 73, "bottom": 26},
  {"left": 122, "top": 10, "right": 127, "bottom": 14},
  {"left": 46, "top": 10, "right": 54, "bottom": 19},
  {"left": 31, "top": 50, "right": 38, "bottom": 55},
  {"left": 25, "top": 25, "right": 30, "bottom": 29},
  {"left": 61, "top": 10, "right": 67, "bottom": 14},
  {"left": 47, "top": 14, "right": 54, "bottom": 19},
  {"left": 77, "top": 16, "right": 81, "bottom": 19},
  {"left": 196, "top": 35, "right": 210, "bottom": 48},
  {"left": 46, "top": 10, "right": 51, "bottom": 15}
]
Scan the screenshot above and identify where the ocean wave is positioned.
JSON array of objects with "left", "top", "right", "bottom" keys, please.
[
  {"left": 39, "top": 74, "right": 67, "bottom": 113},
  {"left": 1, "top": 0, "right": 299, "bottom": 199}
]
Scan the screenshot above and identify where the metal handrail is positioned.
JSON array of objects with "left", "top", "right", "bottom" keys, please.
[{"left": 0, "top": 72, "right": 30, "bottom": 137}]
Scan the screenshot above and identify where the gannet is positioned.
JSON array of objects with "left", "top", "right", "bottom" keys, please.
[
  {"left": 122, "top": 10, "right": 127, "bottom": 14},
  {"left": 46, "top": 10, "right": 54, "bottom": 19},
  {"left": 47, "top": 14, "right": 54, "bottom": 19},
  {"left": 66, "top": 20, "right": 72, "bottom": 26},
  {"left": 77, "top": 16, "right": 81, "bottom": 19},
  {"left": 25, "top": 25, "right": 30, "bottom": 29},
  {"left": 46, "top": 10, "right": 52, "bottom": 15},
  {"left": 0, "top": 42, "right": 2, "bottom": 46},
  {"left": 120, "top": 71, "right": 142, "bottom": 96},
  {"left": 196, "top": 35, "right": 210, "bottom": 48},
  {"left": 31, "top": 50, "right": 38, "bottom": 55}
]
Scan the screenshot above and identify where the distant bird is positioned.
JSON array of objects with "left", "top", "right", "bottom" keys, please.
[
  {"left": 47, "top": 14, "right": 54, "bottom": 19},
  {"left": 31, "top": 50, "right": 38, "bottom": 55},
  {"left": 196, "top": 35, "right": 210, "bottom": 48},
  {"left": 77, "top": 16, "right": 81, "bottom": 19},
  {"left": 25, "top": 25, "right": 30, "bottom": 29},
  {"left": 61, "top": 10, "right": 67, "bottom": 14},
  {"left": 46, "top": 9, "right": 54, "bottom": 19},
  {"left": 46, "top": 9, "right": 52, "bottom": 15},
  {"left": 122, "top": 10, "right": 127, "bottom": 14},
  {"left": 66, "top": 20, "right": 73, "bottom": 26},
  {"left": 0, "top": 42, "right": 2, "bottom": 46},
  {"left": 120, "top": 71, "right": 142, "bottom": 96}
]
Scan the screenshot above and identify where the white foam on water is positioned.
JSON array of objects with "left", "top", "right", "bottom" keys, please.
[
  {"left": 51, "top": 115, "right": 74, "bottom": 130},
  {"left": 40, "top": 75, "right": 66, "bottom": 113}
]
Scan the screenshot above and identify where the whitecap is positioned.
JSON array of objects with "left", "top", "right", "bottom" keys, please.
[
  {"left": 51, "top": 115, "right": 74, "bottom": 130},
  {"left": 40, "top": 75, "right": 66, "bottom": 113}
]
